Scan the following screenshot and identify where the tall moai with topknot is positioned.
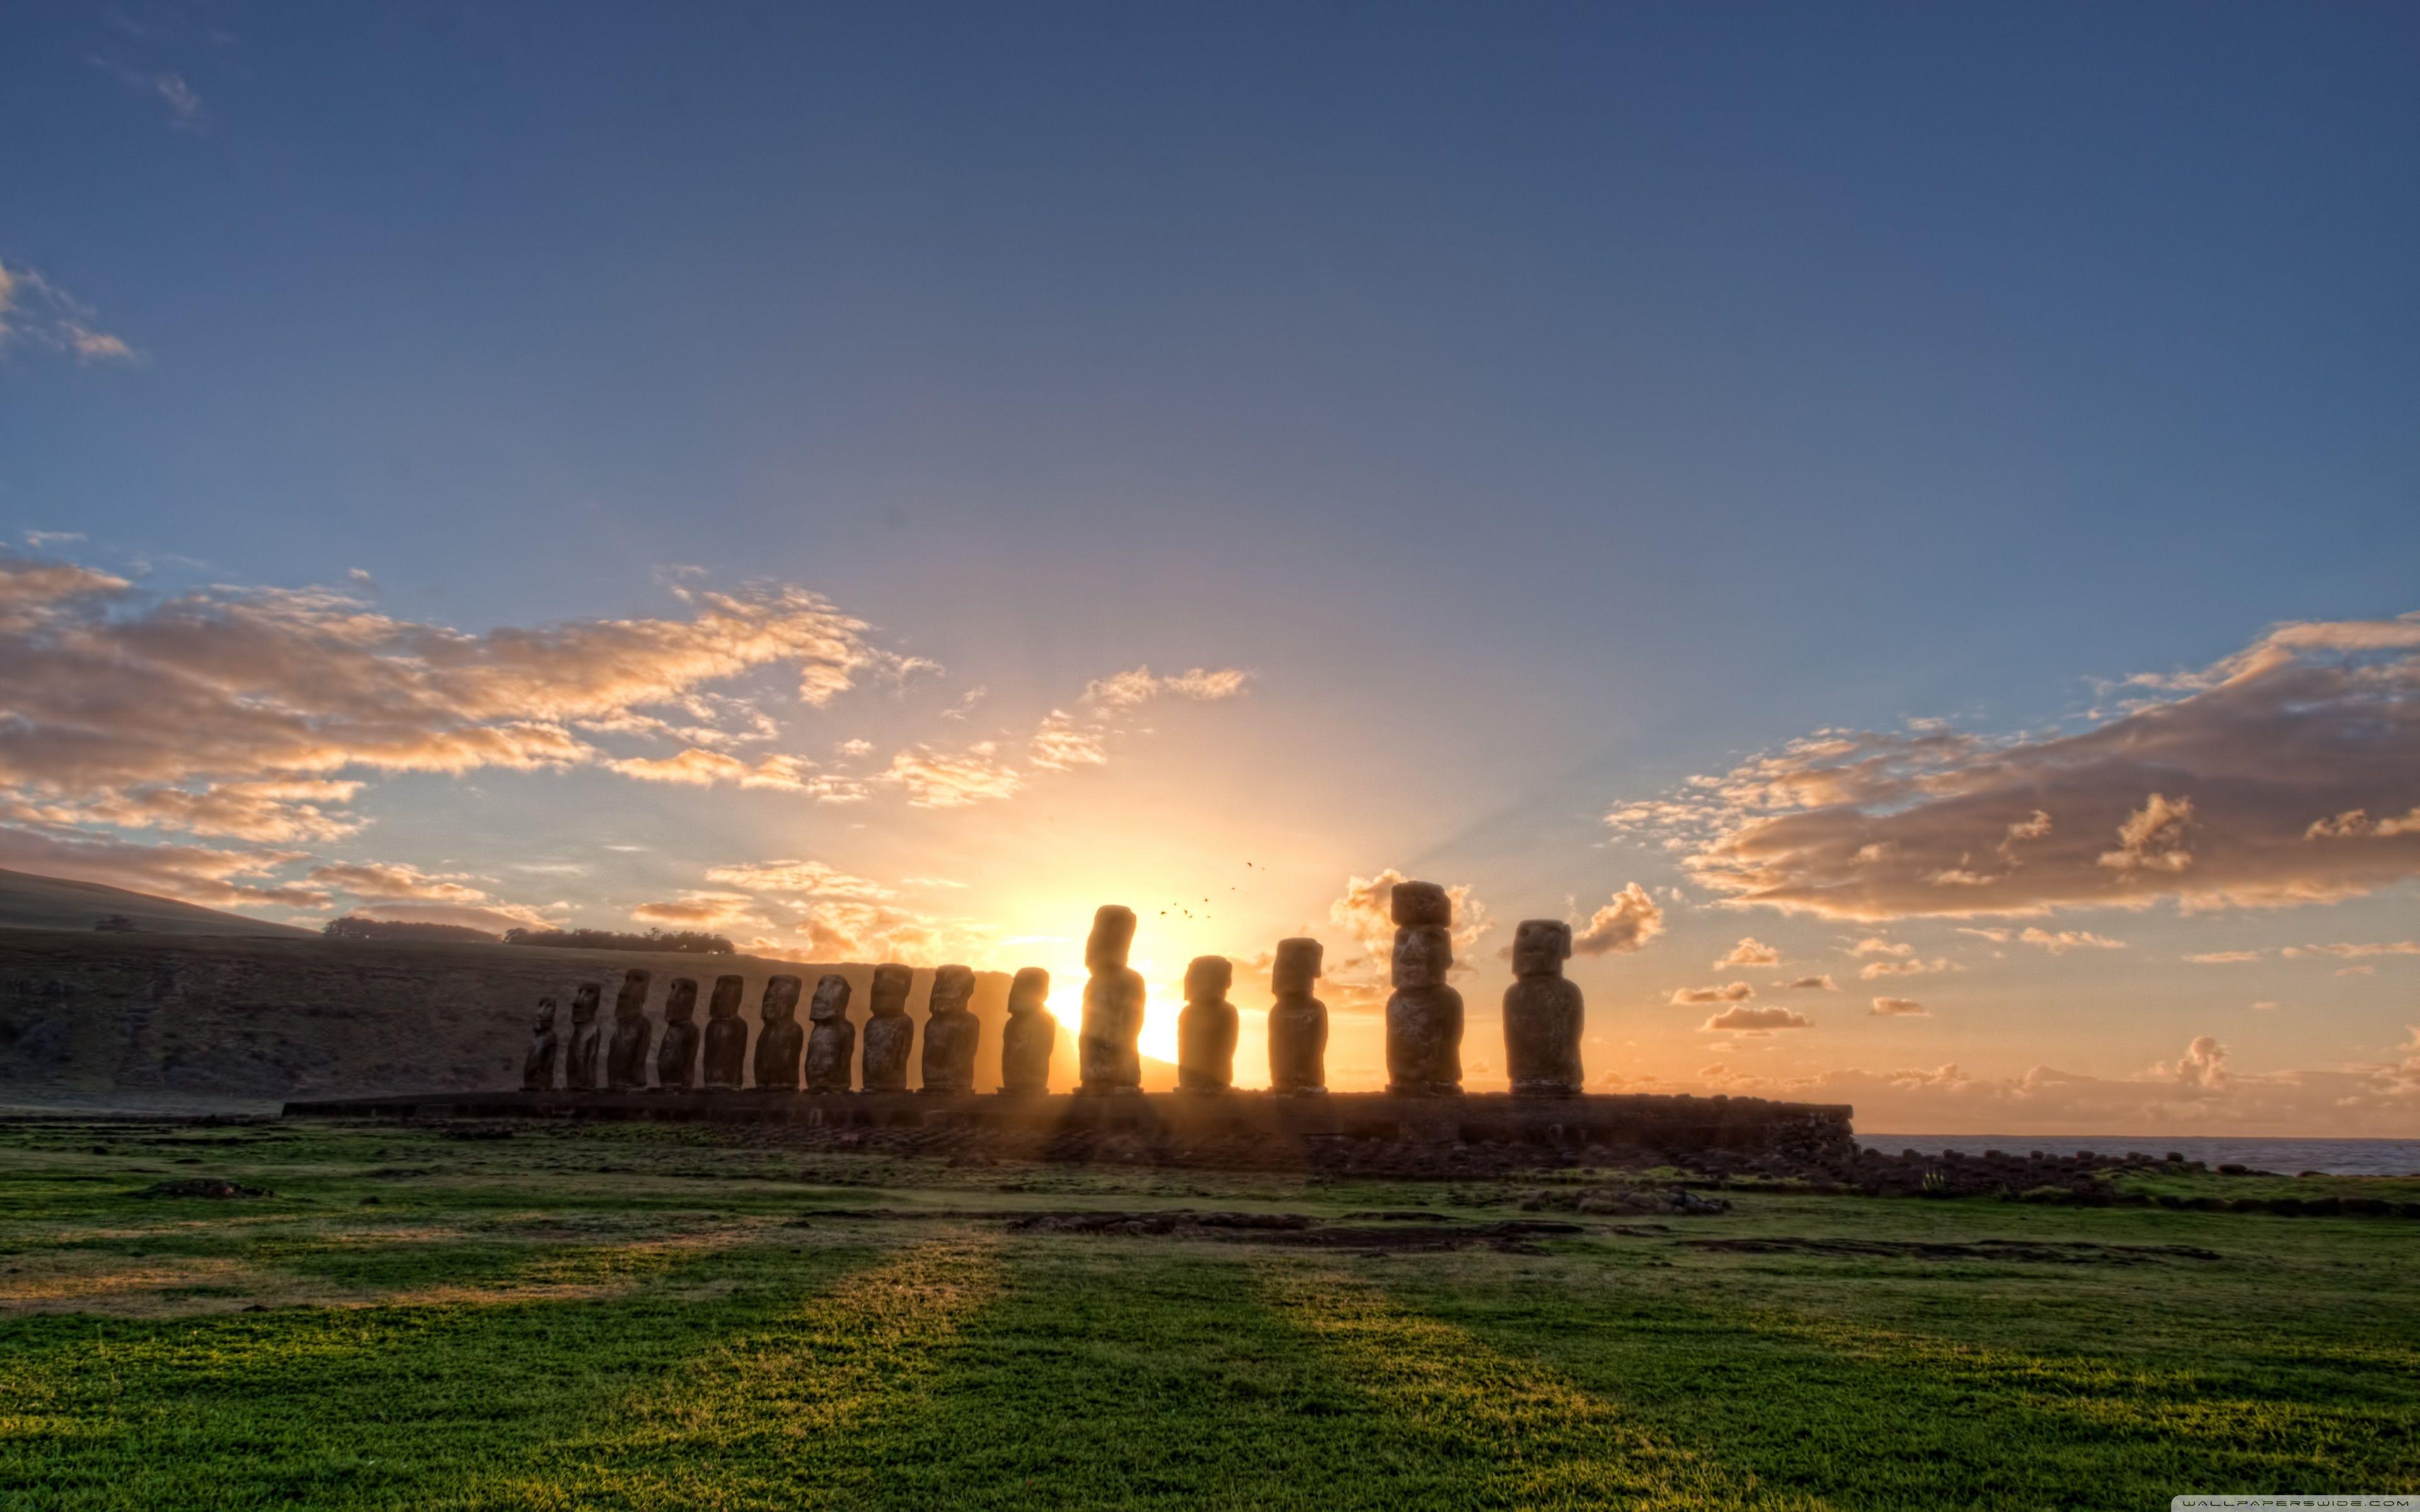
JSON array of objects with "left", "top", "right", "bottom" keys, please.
[
  {"left": 861, "top": 963, "right": 915, "bottom": 1092},
  {"left": 521, "top": 997, "right": 560, "bottom": 1091},
  {"left": 1266, "top": 939, "right": 1328, "bottom": 1094},
  {"left": 1078, "top": 905, "right": 1144, "bottom": 1094},
  {"left": 565, "top": 982, "right": 604, "bottom": 1091},
  {"left": 1385, "top": 881, "right": 1464, "bottom": 1096},
  {"left": 700, "top": 975, "right": 748, "bottom": 1089},
  {"left": 655, "top": 978, "right": 701, "bottom": 1091},
  {"left": 1504, "top": 920, "right": 1584, "bottom": 1097},
  {"left": 606, "top": 969, "right": 654, "bottom": 1089},
  {"left": 804, "top": 974, "right": 855, "bottom": 1092},
  {"left": 1000, "top": 967, "right": 1055, "bottom": 1095},
  {"left": 1177, "top": 956, "right": 1238, "bottom": 1092},
  {"left": 920, "top": 965, "right": 981, "bottom": 1094},
  {"left": 753, "top": 975, "right": 804, "bottom": 1090}
]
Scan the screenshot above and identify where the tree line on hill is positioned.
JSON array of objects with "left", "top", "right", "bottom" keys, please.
[{"left": 321, "top": 918, "right": 735, "bottom": 954}]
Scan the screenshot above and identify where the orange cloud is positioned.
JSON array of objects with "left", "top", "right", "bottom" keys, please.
[
  {"left": 1702, "top": 1004, "right": 1810, "bottom": 1032},
  {"left": 1869, "top": 996, "right": 1928, "bottom": 1016},
  {"left": 1573, "top": 883, "right": 1663, "bottom": 956}
]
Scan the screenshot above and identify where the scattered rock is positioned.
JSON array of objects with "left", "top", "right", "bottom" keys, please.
[{"left": 134, "top": 1178, "right": 271, "bottom": 1200}]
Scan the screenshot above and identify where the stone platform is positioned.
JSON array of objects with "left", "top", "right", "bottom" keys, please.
[{"left": 282, "top": 1089, "right": 1855, "bottom": 1167}]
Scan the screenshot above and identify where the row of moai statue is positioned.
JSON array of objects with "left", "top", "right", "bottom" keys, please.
[{"left": 518, "top": 883, "right": 1587, "bottom": 1097}]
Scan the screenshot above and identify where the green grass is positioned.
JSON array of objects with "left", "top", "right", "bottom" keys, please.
[{"left": 1, "top": 1120, "right": 2415, "bottom": 1508}]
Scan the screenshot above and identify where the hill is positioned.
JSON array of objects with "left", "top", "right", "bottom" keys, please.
[{"left": 0, "top": 868, "right": 315, "bottom": 939}]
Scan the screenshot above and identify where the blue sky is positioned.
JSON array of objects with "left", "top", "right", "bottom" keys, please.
[{"left": 4, "top": 3, "right": 2417, "bottom": 1128}]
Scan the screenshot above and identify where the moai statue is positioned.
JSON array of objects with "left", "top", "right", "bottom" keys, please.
[
  {"left": 701, "top": 974, "right": 748, "bottom": 1090},
  {"left": 606, "top": 969, "right": 654, "bottom": 1090},
  {"left": 1504, "top": 920, "right": 1583, "bottom": 1097},
  {"left": 920, "top": 965, "right": 981, "bottom": 1094},
  {"left": 1177, "top": 956, "right": 1238, "bottom": 1093},
  {"left": 521, "top": 997, "right": 560, "bottom": 1091},
  {"left": 1266, "top": 939, "right": 1328, "bottom": 1094},
  {"left": 1000, "top": 966, "right": 1055, "bottom": 1095},
  {"left": 655, "top": 978, "right": 701, "bottom": 1091},
  {"left": 564, "top": 982, "right": 604, "bottom": 1091},
  {"left": 753, "top": 975, "right": 804, "bottom": 1091},
  {"left": 861, "top": 963, "right": 916, "bottom": 1092},
  {"left": 1385, "top": 881, "right": 1464, "bottom": 1096},
  {"left": 804, "top": 974, "right": 856, "bottom": 1093},
  {"left": 1078, "top": 905, "right": 1145, "bottom": 1094}
]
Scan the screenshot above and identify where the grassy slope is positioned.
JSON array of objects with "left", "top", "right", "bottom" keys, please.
[
  {"left": 0, "top": 868, "right": 313, "bottom": 939},
  {"left": 1, "top": 1121, "right": 2414, "bottom": 1509}
]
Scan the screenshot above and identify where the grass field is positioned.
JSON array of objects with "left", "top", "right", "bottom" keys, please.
[{"left": 2, "top": 1119, "right": 2415, "bottom": 1509}]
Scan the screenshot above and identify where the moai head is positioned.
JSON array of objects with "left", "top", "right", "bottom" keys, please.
[
  {"left": 663, "top": 978, "right": 699, "bottom": 1024},
  {"left": 761, "top": 974, "right": 802, "bottom": 1026},
  {"left": 533, "top": 995, "right": 558, "bottom": 1033},
  {"left": 1389, "top": 880, "right": 1451, "bottom": 929},
  {"left": 1272, "top": 938, "right": 1323, "bottom": 997},
  {"left": 1085, "top": 905, "right": 1137, "bottom": 970},
  {"left": 614, "top": 968, "right": 652, "bottom": 1022},
  {"left": 1512, "top": 920, "right": 1574, "bottom": 978},
  {"left": 570, "top": 982, "right": 602, "bottom": 1024},
  {"left": 809, "top": 973, "right": 851, "bottom": 1022},
  {"left": 1008, "top": 966, "right": 1051, "bottom": 1014},
  {"left": 1392, "top": 925, "right": 1453, "bottom": 990},
  {"left": 1185, "top": 956, "right": 1233, "bottom": 1004},
  {"left": 870, "top": 963, "right": 913, "bottom": 1017},
  {"left": 708, "top": 974, "right": 744, "bottom": 1021},
  {"left": 929, "top": 965, "right": 976, "bottom": 1016}
]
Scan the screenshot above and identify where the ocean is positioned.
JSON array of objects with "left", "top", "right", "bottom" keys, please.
[{"left": 1860, "top": 1134, "right": 2420, "bottom": 1177}]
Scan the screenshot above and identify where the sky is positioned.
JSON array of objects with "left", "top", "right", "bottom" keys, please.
[{"left": 4, "top": 1, "right": 2417, "bottom": 1133}]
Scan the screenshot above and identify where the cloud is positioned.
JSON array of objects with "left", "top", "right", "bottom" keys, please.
[
  {"left": 305, "top": 861, "right": 490, "bottom": 903},
  {"left": 0, "top": 261, "right": 139, "bottom": 364},
  {"left": 1082, "top": 666, "right": 1252, "bottom": 707},
  {"left": 1785, "top": 974, "right": 1838, "bottom": 991},
  {"left": 1671, "top": 982, "right": 1755, "bottom": 1005},
  {"left": 606, "top": 748, "right": 866, "bottom": 801},
  {"left": 2017, "top": 927, "right": 2128, "bottom": 955},
  {"left": 1847, "top": 937, "right": 1913, "bottom": 958},
  {"left": 2187, "top": 951, "right": 2264, "bottom": 965},
  {"left": 1869, "top": 996, "right": 1928, "bottom": 1017},
  {"left": 1605, "top": 613, "right": 2420, "bottom": 919},
  {"left": 0, "top": 824, "right": 325, "bottom": 910},
  {"left": 787, "top": 899, "right": 960, "bottom": 964},
  {"left": 701, "top": 859, "right": 894, "bottom": 901},
  {"left": 1715, "top": 936, "right": 1780, "bottom": 968},
  {"left": 1859, "top": 957, "right": 1960, "bottom": 980},
  {"left": 88, "top": 56, "right": 205, "bottom": 129},
  {"left": 630, "top": 891, "right": 764, "bottom": 929},
  {"left": 1702, "top": 1005, "right": 1811, "bottom": 1033},
  {"left": 1027, "top": 709, "right": 1109, "bottom": 772},
  {"left": 2283, "top": 941, "right": 2420, "bottom": 960},
  {"left": 877, "top": 743, "right": 1024, "bottom": 808},
  {"left": 1573, "top": 883, "right": 1664, "bottom": 956}
]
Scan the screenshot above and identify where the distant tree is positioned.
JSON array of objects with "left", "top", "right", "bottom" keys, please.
[
  {"left": 323, "top": 917, "right": 502, "bottom": 944},
  {"left": 501, "top": 926, "right": 735, "bottom": 955},
  {"left": 93, "top": 914, "right": 138, "bottom": 932}
]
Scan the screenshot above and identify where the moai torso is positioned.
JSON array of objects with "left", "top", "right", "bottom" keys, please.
[
  {"left": 1176, "top": 956, "right": 1238, "bottom": 1092},
  {"left": 1504, "top": 920, "right": 1583, "bottom": 1096},
  {"left": 1078, "top": 905, "right": 1145, "bottom": 1093},
  {"left": 1000, "top": 966, "right": 1055, "bottom": 1094},
  {"left": 1385, "top": 882, "right": 1463, "bottom": 1096},
  {"left": 919, "top": 965, "right": 981, "bottom": 1094},
  {"left": 606, "top": 969, "right": 654, "bottom": 1089},
  {"left": 1267, "top": 937, "right": 1328, "bottom": 1094},
  {"left": 753, "top": 975, "right": 804, "bottom": 1090},
  {"left": 861, "top": 963, "right": 915, "bottom": 1092},
  {"left": 804, "top": 974, "right": 856, "bottom": 1092},
  {"left": 700, "top": 974, "right": 748, "bottom": 1089},
  {"left": 655, "top": 978, "right": 700, "bottom": 1091},
  {"left": 565, "top": 983, "right": 604, "bottom": 1090},
  {"left": 521, "top": 997, "right": 560, "bottom": 1091}
]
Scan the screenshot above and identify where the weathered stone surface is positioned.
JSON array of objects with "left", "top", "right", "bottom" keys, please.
[
  {"left": 1386, "top": 915, "right": 1463, "bottom": 1096},
  {"left": 1267, "top": 937, "right": 1328, "bottom": 1094},
  {"left": 1389, "top": 879, "right": 1451, "bottom": 928},
  {"left": 1000, "top": 966, "right": 1055, "bottom": 1095},
  {"left": 752, "top": 974, "right": 804, "bottom": 1091},
  {"left": 606, "top": 969, "right": 654, "bottom": 1091},
  {"left": 521, "top": 997, "right": 559, "bottom": 1091},
  {"left": 701, "top": 974, "right": 748, "bottom": 1090},
  {"left": 1504, "top": 919, "right": 1582, "bottom": 1097},
  {"left": 655, "top": 978, "right": 700, "bottom": 1091},
  {"left": 564, "top": 982, "right": 603, "bottom": 1091},
  {"left": 1078, "top": 905, "right": 1144, "bottom": 1094},
  {"left": 920, "top": 964, "right": 981, "bottom": 1094},
  {"left": 804, "top": 973, "right": 855, "bottom": 1092},
  {"left": 861, "top": 963, "right": 914, "bottom": 1092},
  {"left": 1177, "top": 955, "right": 1238, "bottom": 1092}
]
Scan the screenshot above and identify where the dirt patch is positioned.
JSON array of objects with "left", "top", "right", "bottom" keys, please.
[
  {"left": 132, "top": 1177, "right": 272, "bottom": 1199},
  {"left": 1682, "top": 1237, "right": 2223, "bottom": 1264}
]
